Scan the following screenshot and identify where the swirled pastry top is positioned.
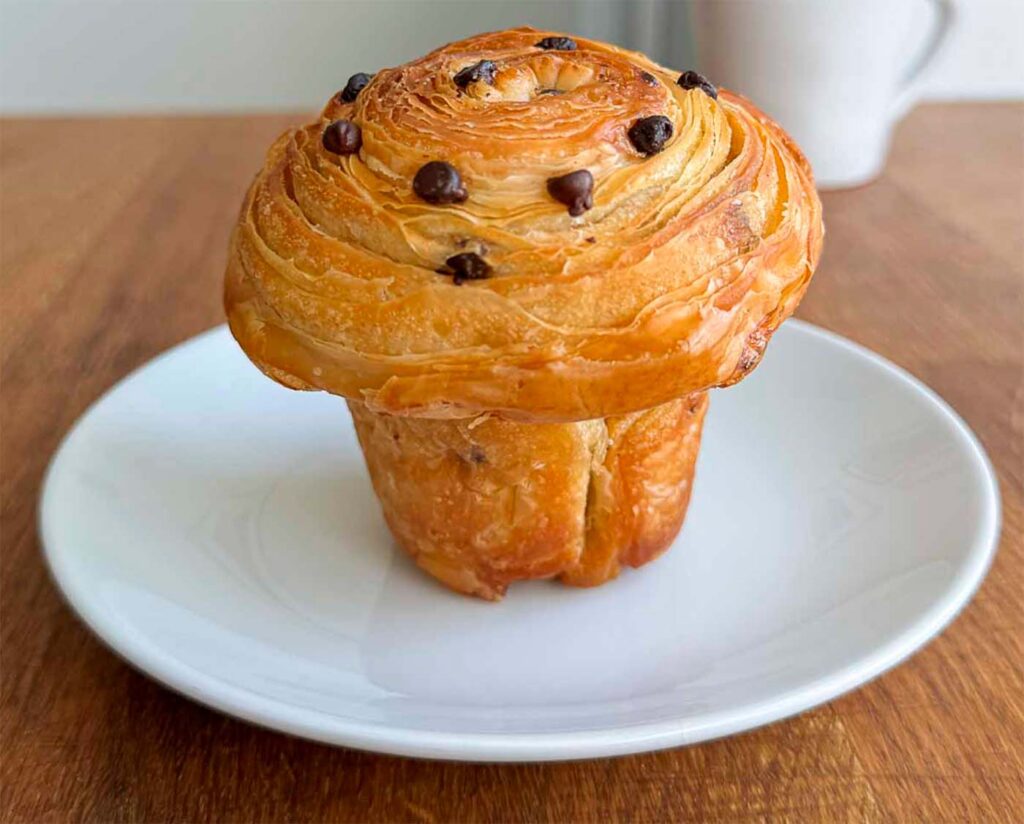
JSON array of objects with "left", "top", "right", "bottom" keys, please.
[{"left": 225, "top": 27, "right": 823, "bottom": 421}]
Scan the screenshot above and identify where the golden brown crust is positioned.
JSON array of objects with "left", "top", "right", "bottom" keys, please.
[
  {"left": 348, "top": 395, "right": 708, "bottom": 599},
  {"left": 564, "top": 393, "right": 708, "bottom": 588},
  {"left": 223, "top": 28, "right": 822, "bottom": 599},
  {"left": 224, "top": 27, "right": 823, "bottom": 422}
]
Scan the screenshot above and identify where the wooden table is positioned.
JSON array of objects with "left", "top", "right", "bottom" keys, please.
[{"left": 2, "top": 104, "right": 1022, "bottom": 822}]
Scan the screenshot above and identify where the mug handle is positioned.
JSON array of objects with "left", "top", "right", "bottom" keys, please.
[{"left": 891, "top": 0, "right": 957, "bottom": 120}]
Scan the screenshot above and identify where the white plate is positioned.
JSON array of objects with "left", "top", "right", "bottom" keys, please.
[{"left": 40, "top": 321, "right": 1000, "bottom": 762}]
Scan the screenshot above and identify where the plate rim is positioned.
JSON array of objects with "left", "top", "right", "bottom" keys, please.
[{"left": 38, "top": 319, "right": 1002, "bottom": 762}]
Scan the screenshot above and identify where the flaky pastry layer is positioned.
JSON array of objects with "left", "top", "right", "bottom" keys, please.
[
  {"left": 349, "top": 395, "right": 708, "bottom": 599},
  {"left": 225, "top": 27, "right": 823, "bottom": 422}
]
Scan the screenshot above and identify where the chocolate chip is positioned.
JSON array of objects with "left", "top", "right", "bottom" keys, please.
[
  {"left": 413, "top": 161, "right": 468, "bottom": 204},
  {"left": 628, "top": 115, "right": 673, "bottom": 156},
  {"left": 536, "top": 36, "right": 576, "bottom": 51},
  {"left": 438, "top": 252, "right": 491, "bottom": 285},
  {"left": 454, "top": 60, "right": 498, "bottom": 90},
  {"left": 321, "top": 119, "right": 361, "bottom": 155},
  {"left": 546, "top": 170, "right": 594, "bottom": 217},
  {"left": 639, "top": 70, "right": 658, "bottom": 86},
  {"left": 585, "top": 236, "right": 596, "bottom": 243},
  {"left": 537, "top": 88, "right": 564, "bottom": 96},
  {"left": 468, "top": 445, "right": 486, "bottom": 464},
  {"left": 677, "top": 70, "right": 718, "bottom": 99},
  {"left": 339, "top": 72, "right": 373, "bottom": 103}
]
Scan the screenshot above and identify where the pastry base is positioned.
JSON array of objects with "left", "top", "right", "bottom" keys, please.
[{"left": 348, "top": 394, "right": 708, "bottom": 600}]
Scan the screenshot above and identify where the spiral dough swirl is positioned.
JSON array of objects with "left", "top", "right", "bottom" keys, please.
[{"left": 225, "top": 27, "right": 824, "bottom": 422}]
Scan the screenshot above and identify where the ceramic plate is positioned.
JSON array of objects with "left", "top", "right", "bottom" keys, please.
[{"left": 40, "top": 321, "right": 1000, "bottom": 761}]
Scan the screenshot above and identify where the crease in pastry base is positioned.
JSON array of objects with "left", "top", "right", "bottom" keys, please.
[{"left": 348, "top": 394, "right": 708, "bottom": 599}]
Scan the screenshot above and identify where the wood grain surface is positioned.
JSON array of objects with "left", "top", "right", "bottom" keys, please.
[{"left": 2, "top": 104, "right": 1022, "bottom": 823}]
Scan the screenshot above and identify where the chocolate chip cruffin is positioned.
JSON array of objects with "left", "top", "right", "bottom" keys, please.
[{"left": 224, "top": 28, "right": 823, "bottom": 600}]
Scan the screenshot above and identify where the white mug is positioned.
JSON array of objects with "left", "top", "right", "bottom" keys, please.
[{"left": 690, "top": 0, "right": 956, "bottom": 189}]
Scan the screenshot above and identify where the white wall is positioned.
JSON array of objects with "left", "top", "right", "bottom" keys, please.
[{"left": 0, "top": 0, "right": 1020, "bottom": 114}]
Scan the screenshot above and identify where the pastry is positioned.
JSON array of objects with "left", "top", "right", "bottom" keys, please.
[{"left": 224, "top": 28, "right": 823, "bottom": 599}]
